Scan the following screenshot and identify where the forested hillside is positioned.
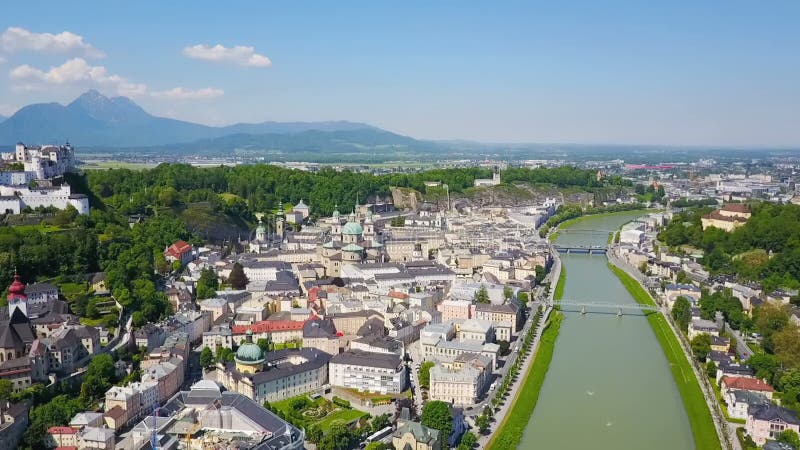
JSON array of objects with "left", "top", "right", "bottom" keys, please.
[{"left": 659, "top": 203, "right": 800, "bottom": 290}]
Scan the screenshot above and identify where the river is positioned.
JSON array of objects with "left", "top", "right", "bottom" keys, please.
[{"left": 518, "top": 212, "right": 694, "bottom": 449}]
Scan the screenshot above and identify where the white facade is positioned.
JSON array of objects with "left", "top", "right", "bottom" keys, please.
[
  {"left": 0, "top": 184, "right": 88, "bottom": 215},
  {"left": 329, "top": 350, "right": 407, "bottom": 394}
]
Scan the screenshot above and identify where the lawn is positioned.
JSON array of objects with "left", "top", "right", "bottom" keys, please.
[
  {"left": 271, "top": 395, "right": 368, "bottom": 432},
  {"left": 608, "top": 264, "right": 722, "bottom": 450},
  {"left": 486, "top": 311, "right": 563, "bottom": 450}
]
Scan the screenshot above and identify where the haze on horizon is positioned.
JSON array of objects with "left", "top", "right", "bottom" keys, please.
[{"left": 0, "top": 1, "right": 798, "bottom": 148}]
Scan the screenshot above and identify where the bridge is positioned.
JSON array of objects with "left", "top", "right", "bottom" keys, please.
[
  {"left": 556, "top": 228, "right": 615, "bottom": 234},
  {"left": 553, "top": 245, "right": 607, "bottom": 254},
  {"left": 545, "top": 300, "right": 662, "bottom": 316}
]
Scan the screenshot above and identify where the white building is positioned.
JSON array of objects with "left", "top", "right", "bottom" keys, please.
[
  {"left": 329, "top": 349, "right": 407, "bottom": 394},
  {"left": 429, "top": 353, "right": 492, "bottom": 406}
]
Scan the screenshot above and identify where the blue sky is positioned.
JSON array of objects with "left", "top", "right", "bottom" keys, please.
[{"left": 0, "top": 1, "right": 798, "bottom": 146}]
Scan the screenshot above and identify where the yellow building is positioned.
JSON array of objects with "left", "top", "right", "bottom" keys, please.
[
  {"left": 392, "top": 421, "right": 441, "bottom": 450},
  {"left": 701, "top": 204, "right": 751, "bottom": 232}
]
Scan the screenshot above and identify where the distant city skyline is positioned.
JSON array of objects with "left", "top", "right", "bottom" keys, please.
[{"left": 0, "top": 1, "right": 798, "bottom": 147}]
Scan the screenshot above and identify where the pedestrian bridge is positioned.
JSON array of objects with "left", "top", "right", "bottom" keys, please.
[{"left": 545, "top": 300, "right": 662, "bottom": 316}]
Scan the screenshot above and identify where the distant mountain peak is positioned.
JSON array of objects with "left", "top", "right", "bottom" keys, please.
[{"left": 67, "top": 89, "right": 149, "bottom": 123}]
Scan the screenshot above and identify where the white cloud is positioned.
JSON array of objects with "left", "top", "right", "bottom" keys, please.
[
  {"left": 9, "top": 58, "right": 146, "bottom": 96},
  {"left": 1, "top": 27, "right": 104, "bottom": 58},
  {"left": 9, "top": 58, "right": 224, "bottom": 101},
  {"left": 151, "top": 87, "right": 224, "bottom": 100},
  {"left": 182, "top": 44, "right": 271, "bottom": 67}
]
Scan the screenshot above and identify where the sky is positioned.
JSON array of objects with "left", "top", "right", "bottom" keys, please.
[{"left": 0, "top": 1, "right": 798, "bottom": 147}]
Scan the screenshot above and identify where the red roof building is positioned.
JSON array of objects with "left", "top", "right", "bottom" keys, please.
[
  {"left": 232, "top": 319, "right": 306, "bottom": 343},
  {"left": 722, "top": 376, "right": 774, "bottom": 399},
  {"left": 164, "top": 240, "right": 194, "bottom": 265}
]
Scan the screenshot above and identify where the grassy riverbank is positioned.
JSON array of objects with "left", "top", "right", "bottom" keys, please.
[
  {"left": 548, "top": 209, "right": 650, "bottom": 242},
  {"left": 486, "top": 312, "right": 564, "bottom": 450},
  {"left": 608, "top": 264, "right": 722, "bottom": 450},
  {"left": 553, "top": 265, "right": 566, "bottom": 301}
]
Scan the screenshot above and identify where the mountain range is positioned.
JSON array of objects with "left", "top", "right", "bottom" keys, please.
[{"left": 0, "top": 90, "right": 391, "bottom": 149}]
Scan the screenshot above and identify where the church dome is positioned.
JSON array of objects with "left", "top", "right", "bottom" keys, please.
[
  {"left": 235, "top": 330, "right": 265, "bottom": 364},
  {"left": 7, "top": 274, "right": 27, "bottom": 301},
  {"left": 255, "top": 222, "right": 265, "bottom": 234},
  {"left": 342, "top": 221, "right": 363, "bottom": 235}
]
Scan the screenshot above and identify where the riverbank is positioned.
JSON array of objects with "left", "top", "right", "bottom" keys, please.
[
  {"left": 608, "top": 264, "right": 722, "bottom": 450},
  {"left": 553, "top": 265, "right": 566, "bottom": 301},
  {"left": 486, "top": 311, "right": 564, "bottom": 450},
  {"left": 548, "top": 208, "right": 650, "bottom": 242}
]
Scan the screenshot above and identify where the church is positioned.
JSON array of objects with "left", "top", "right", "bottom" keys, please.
[{"left": 320, "top": 205, "right": 385, "bottom": 276}]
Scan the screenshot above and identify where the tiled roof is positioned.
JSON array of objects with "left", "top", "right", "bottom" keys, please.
[
  {"left": 232, "top": 319, "right": 305, "bottom": 334},
  {"left": 722, "top": 376, "right": 774, "bottom": 392}
]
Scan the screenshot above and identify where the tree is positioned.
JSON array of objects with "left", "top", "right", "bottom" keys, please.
[
  {"left": 690, "top": 334, "right": 712, "bottom": 361},
  {"left": 80, "top": 373, "right": 110, "bottom": 401},
  {"left": 257, "top": 337, "right": 273, "bottom": 352},
  {"left": 86, "top": 353, "right": 116, "bottom": 383},
  {"left": 370, "top": 413, "right": 391, "bottom": 433},
  {"left": 228, "top": 262, "right": 249, "bottom": 289},
  {"left": 534, "top": 265, "right": 546, "bottom": 284},
  {"left": 474, "top": 285, "right": 490, "bottom": 304},
  {"left": 675, "top": 270, "right": 691, "bottom": 284},
  {"left": 365, "top": 443, "right": 388, "bottom": 450},
  {"left": 0, "top": 379, "right": 12, "bottom": 402},
  {"left": 774, "top": 325, "right": 800, "bottom": 370},
  {"left": 216, "top": 347, "right": 235, "bottom": 363},
  {"left": 200, "top": 347, "right": 215, "bottom": 368},
  {"left": 518, "top": 292, "right": 530, "bottom": 304},
  {"left": 418, "top": 361, "right": 435, "bottom": 389},
  {"left": 458, "top": 431, "right": 478, "bottom": 450},
  {"left": 317, "top": 424, "right": 354, "bottom": 450},
  {"left": 475, "top": 412, "right": 491, "bottom": 434},
  {"left": 503, "top": 286, "right": 513, "bottom": 300},
  {"left": 196, "top": 267, "right": 219, "bottom": 300},
  {"left": 305, "top": 424, "right": 323, "bottom": 444},
  {"left": 496, "top": 340, "right": 511, "bottom": 356},
  {"left": 421, "top": 401, "right": 453, "bottom": 444},
  {"left": 705, "top": 361, "right": 717, "bottom": 379},
  {"left": 671, "top": 296, "right": 692, "bottom": 332},
  {"left": 778, "top": 429, "right": 800, "bottom": 449}
]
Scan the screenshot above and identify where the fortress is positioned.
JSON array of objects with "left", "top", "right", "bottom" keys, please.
[{"left": 0, "top": 142, "right": 88, "bottom": 215}]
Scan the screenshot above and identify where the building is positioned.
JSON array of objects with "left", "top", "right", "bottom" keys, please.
[
  {"left": 392, "top": 421, "right": 441, "bottom": 450},
  {"left": 302, "top": 317, "right": 340, "bottom": 356},
  {"left": 721, "top": 376, "right": 774, "bottom": 400},
  {"left": 163, "top": 240, "right": 194, "bottom": 266},
  {"left": 701, "top": 204, "right": 751, "bottom": 231},
  {"left": 0, "top": 401, "right": 29, "bottom": 450},
  {"left": 231, "top": 319, "right": 305, "bottom": 345},
  {"left": 474, "top": 301, "right": 521, "bottom": 341},
  {"left": 120, "top": 380, "right": 304, "bottom": 450},
  {"left": 746, "top": 405, "right": 800, "bottom": 446},
  {"left": 429, "top": 353, "right": 492, "bottom": 406},
  {"left": 473, "top": 167, "right": 501, "bottom": 187},
  {"left": 726, "top": 390, "right": 770, "bottom": 421},
  {"left": 214, "top": 333, "right": 331, "bottom": 403},
  {"left": 329, "top": 349, "right": 406, "bottom": 394}
]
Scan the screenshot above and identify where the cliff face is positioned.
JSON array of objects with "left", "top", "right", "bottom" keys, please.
[{"left": 391, "top": 187, "right": 422, "bottom": 209}]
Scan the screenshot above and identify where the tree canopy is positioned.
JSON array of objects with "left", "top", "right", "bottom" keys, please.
[{"left": 421, "top": 400, "right": 453, "bottom": 444}]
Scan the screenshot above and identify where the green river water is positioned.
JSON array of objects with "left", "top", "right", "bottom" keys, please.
[{"left": 518, "top": 212, "right": 694, "bottom": 449}]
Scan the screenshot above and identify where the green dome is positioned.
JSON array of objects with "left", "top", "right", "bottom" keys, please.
[
  {"left": 342, "top": 221, "right": 363, "bottom": 235},
  {"left": 235, "top": 331, "right": 265, "bottom": 364},
  {"left": 342, "top": 243, "right": 363, "bottom": 252}
]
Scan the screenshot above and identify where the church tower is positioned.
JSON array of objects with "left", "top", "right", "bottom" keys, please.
[
  {"left": 7, "top": 273, "right": 27, "bottom": 319},
  {"left": 276, "top": 202, "right": 285, "bottom": 239}
]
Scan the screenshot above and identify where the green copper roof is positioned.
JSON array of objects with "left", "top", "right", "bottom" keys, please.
[{"left": 342, "top": 221, "right": 363, "bottom": 235}]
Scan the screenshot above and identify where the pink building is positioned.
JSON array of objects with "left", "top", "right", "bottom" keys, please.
[
  {"left": 438, "top": 299, "right": 473, "bottom": 322},
  {"left": 746, "top": 405, "right": 800, "bottom": 445}
]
